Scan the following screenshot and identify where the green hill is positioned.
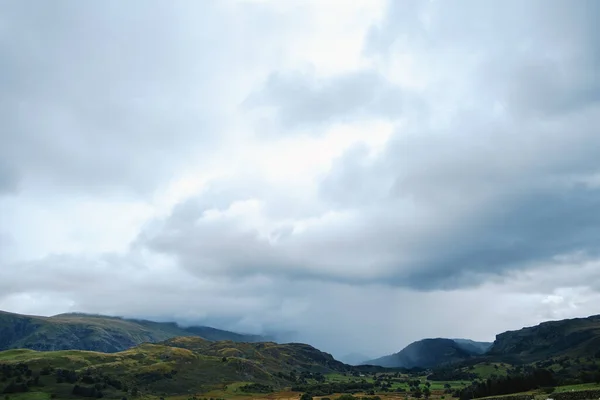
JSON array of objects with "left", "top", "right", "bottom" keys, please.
[
  {"left": 0, "top": 310, "right": 268, "bottom": 353},
  {"left": 0, "top": 337, "right": 349, "bottom": 397}
]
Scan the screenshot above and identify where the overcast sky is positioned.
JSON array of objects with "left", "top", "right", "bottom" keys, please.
[{"left": 1, "top": 0, "right": 600, "bottom": 360}]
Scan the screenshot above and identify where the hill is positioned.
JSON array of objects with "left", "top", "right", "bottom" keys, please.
[
  {"left": 452, "top": 339, "right": 492, "bottom": 355},
  {"left": 487, "top": 314, "right": 600, "bottom": 363},
  {"left": 0, "top": 310, "right": 269, "bottom": 353},
  {"left": 0, "top": 337, "right": 349, "bottom": 397},
  {"left": 365, "top": 338, "right": 479, "bottom": 368}
]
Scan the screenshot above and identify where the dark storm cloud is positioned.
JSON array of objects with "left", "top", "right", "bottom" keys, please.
[
  {"left": 244, "top": 70, "right": 411, "bottom": 130},
  {"left": 317, "top": 104, "right": 600, "bottom": 289}
]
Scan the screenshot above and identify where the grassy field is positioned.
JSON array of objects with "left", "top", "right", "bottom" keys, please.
[
  {"left": 553, "top": 382, "right": 600, "bottom": 392},
  {"left": 2, "top": 393, "right": 52, "bottom": 400},
  {"left": 467, "top": 363, "right": 510, "bottom": 379}
]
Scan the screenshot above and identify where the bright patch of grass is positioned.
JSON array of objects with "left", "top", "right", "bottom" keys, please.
[
  {"left": 3, "top": 392, "right": 51, "bottom": 400},
  {"left": 554, "top": 382, "right": 600, "bottom": 392}
]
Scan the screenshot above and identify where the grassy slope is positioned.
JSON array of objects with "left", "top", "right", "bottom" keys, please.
[
  {"left": 488, "top": 315, "right": 600, "bottom": 362},
  {"left": 0, "top": 337, "right": 348, "bottom": 398}
]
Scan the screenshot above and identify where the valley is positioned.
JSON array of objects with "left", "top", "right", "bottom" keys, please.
[{"left": 1, "top": 312, "right": 600, "bottom": 400}]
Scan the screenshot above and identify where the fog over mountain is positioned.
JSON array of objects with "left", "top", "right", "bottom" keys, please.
[{"left": 1, "top": 0, "right": 600, "bottom": 359}]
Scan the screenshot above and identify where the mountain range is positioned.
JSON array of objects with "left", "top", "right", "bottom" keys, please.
[
  {"left": 365, "top": 314, "right": 600, "bottom": 368},
  {"left": 0, "top": 310, "right": 269, "bottom": 353},
  {"left": 2, "top": 309, "right": 600, "bottom": 371}
]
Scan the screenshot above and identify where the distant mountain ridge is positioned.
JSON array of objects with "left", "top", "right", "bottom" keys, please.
[
  {"left": 340, "top": 352, "right": 371, "bottom": 366},
  {"left": 0, "top": 310, "right": 270, "bottom": 353},
  {"left": 366, "top": 314, "right": 600, "bottom": 369},
  {"left": 365, "top": 338, "right": 492, "bottom": 368}
]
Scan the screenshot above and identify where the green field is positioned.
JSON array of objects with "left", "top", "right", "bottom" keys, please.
[{"left": 467, "top": 363, "right": 510, "bottom": 379}]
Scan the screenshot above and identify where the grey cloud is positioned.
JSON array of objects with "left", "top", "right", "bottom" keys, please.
[
  {"left": 367, "top": 0, "right": 600, "bottom": 117},
  {"left": 318, "top": 107, "right": 600, "bottom": 289},
  {"left": 137, "top": 0, "right": 600, "bottom": 291},
  {"left": 3, "top": 0, "right": 600, "bottom": 358},
  {"left": 0, "top": 1, "right": 286, "bottom": 195},
  {"left": 3, "top": 250, "right": 599, "bottom": 357},
  {"left": 135, "top": 108, "right": 600, "bottom": 292},
  {"left": 244, "top": 70, "right": 411, "bottom": 131},
  {"left": 0, "top": 161, "right": 19, "bottom": 195}
]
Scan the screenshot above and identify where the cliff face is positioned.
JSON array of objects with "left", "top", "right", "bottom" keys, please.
[{"left": 488, "top": 314, "right": 600, "bottom": 362}]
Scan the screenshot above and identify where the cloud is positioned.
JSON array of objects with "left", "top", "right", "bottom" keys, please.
[
  {"left": 244, "top": 70, "right": 412, "bottom": 131},
  {"left": 2, "top": 250, "right": 600, "bottom": 358},
  {"left": 0, "top": 161, "right": 19, "bottom": 195},
  {"left": 1, "top": 0, "right": 600, "bottom": 358},
  {"left": 0, "top": 0, "right": 293, "bottom": 195}
]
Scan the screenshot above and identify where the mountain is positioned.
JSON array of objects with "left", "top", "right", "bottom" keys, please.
[
  {"left": 365, "top": 338, "right": 477, "bottom": 368},
  {"left": 0, "top": 337, "right": 349, "bottom": 396},
  {"left": 452, "top": 339, "right": 493, "bottom": 355},
  {"left": 0, "top": 310, "right": 269, "bottom": 353},
  {"left": 339, "top": 352, "right": 370, "bottom": 366},
  {"left": 487, "top": 314, "right": 600, "bottom": 363}
]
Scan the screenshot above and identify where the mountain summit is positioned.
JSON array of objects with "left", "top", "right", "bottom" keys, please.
[{"left": 365, "top": 338, "right": 491, "bottom": 368}]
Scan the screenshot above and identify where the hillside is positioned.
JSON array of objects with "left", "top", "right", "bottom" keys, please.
[
  {"left": 164, "top": 337, "right": 348, "bottom": 372},
  {"left": 487, "top": 314, "right": 600, "bottom": 363},
  {"left": 0, "top": 337, "right": 349, "bottom": 397},
  {"left": 452, "top": 339, "right": 492, "bottom": 355},
  {"left": 0, "top": 310, "right": 268, "bottom": 353},
  {"left": 365, "top": 338, "right": 477, "bottom": 368}
]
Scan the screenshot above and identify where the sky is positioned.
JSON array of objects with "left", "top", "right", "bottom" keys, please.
[{"left": 1, "top": 0, "right": 600, "bottom": 361}]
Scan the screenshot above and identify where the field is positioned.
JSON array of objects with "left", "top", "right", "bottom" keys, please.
[{"left": 466, "top": 363, "right": 510, "bottom": 379}]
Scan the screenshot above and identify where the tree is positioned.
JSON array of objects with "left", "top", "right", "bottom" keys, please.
[
  {"left": 413, "top": 387, "right": 423, "bottom": 399},
  {"left": 300, "top": 393, "right": 313, "bottom": 400},
  {"left": 423, "top": 387, "right": 431, "bottom": 399}
]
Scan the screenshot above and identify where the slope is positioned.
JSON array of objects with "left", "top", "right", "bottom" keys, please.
[
  {"left": 0, "top": 337, "right": 349, "bottom": 396},
  {"left": 487, "top": 314, "right": 600, "bottom": 363},
  {"left": 0, "top": 310, "right": 268, "bottom": 353},
  {"left": 452, "top": 339, "right": 493, "bottom": 355},
  {"left": 365, "top": 338, "right": 476, "bottom": 368}
]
